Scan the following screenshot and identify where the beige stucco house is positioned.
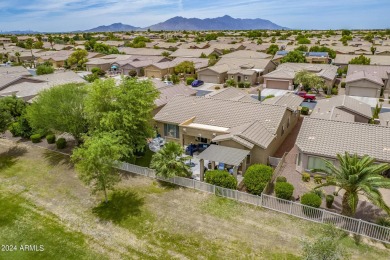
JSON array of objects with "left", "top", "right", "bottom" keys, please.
[
  {"left": 154, "top": 91, "right": 302, "bottom": 165},
  {"left": 295, "top": 117, "right": 390, "bottom": 173},
  {"left": 263, "top": 63, "right": 338, "bottom": 90},
  {"left": 345, "top": 64, "right": 390, "bottom": 98}
]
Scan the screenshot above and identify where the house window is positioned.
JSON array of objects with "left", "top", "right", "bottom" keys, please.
[
  {"left": 231, "top": 76, "right": 234, "bottom": 79},
  {"left": 281, "top": 126, "right": 285, "bottom": 136},
  {"left": 245, "top": 76, "right": 248, "bottom": 80},
  {"left": 287, "top": 117, "right": 290, "bottom": 128},
  {"left": 164, "top": 124, "right": 179, "bottom": 139},
  {"left": 195, "top": 137, "right": 208, "bottom": 143},
  {"left": 297, "top": 153, "right": 301, "bottom": 166},
  {"left": 307, "top": 156, "right": 329, "bottom": 172}
]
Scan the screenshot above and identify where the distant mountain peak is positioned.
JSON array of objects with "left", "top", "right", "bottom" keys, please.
[{"left": 146, "top": 15, "right": 287, "bottom": 31}]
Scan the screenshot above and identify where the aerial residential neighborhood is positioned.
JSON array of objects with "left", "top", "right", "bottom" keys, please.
[{"left": 0, "top": 1, "right": 390, "bottom": 259}]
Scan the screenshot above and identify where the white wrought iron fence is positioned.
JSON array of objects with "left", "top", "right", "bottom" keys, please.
[{"left": 118, "top": 162, "right": 390, "bottom": 244}]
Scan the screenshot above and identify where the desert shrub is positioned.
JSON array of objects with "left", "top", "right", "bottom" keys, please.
[
  {"left": 237, "top": 82, "right": 245, "bottom": 88},
  {"left": 205, "top": 170, "right": 237, "bottom": 189},
  {"left": 331, "top": 88, "right": 338, "bottom": 95},
  {"left": 244, "top": 164, "right": 273, "bottom": 195},
  {"left": 275, "top": 182, "right": 294, "bottom": 200},
  {"left": 301, "top": 106, "right": 309, "bottom": 115},
  {"left": 302, "top": 172, "right": 310, "bottom": 182},
  {"left": 56, "top": 138, "right": 67, "bottom": 149},
  {"left": 276, "top": 176, "right": 287, "bottom": 182},
  {"left": 376, "top": 217, "right": 390, "bottom": 227},
  {"left": 46, "top": 134, "right": 56, "bottom": 144},
  {"left": 326, "top": 176, "right": 335, "bottom": 183},
  {"left": 128, "top": 70, "right": 137, "bottom": 77},
  {"left": 91, "top": 67, "right": 106, "bottom": 76},
  {"left": 215, "top": 86, "right": 220, "bottom": 90},
  {"left": 326, "top": 195, "right": 334, "bottom": 208},
  {"left": 341, "top": 82, "right": 346, "bottom": 88},
  {"left": 9, "top": 122, "right": 21, "bottom": 137},
  {"left": 301, "top": 193, "right": 322, "bottom": 208},
  {"left": 314, "top": 174, "right": 323, "bottom": 184},
  {"left": 226, "top": 79, "right": 237, "bottom": 87},
  {"left": 243, "top": 81, "right": 251, "bottom": 88},
  {"left": 312, "top": 188, "right": 324, "bottom": 198},
  {"left": 186, "top": 77, "right": 195, "bottom": 85},
  {"left": 84, "top": 73, "right": 99, "bottom": 83},
  {"left": 36, "top": 64, "right": 54, "bottom": 75},
  {"left": 30, "top": 134, "right": 42, "bottom": 143}
]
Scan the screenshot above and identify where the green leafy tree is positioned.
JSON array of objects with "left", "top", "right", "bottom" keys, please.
[
  {"left": 150, "top": 142, "right": 190, "bottom": 178},
  {"left": 0, "top": 95, "right": 26, "bottom": 133},
  {"left": 316, "top": 153, "right": 390, "bottom": 217},
  {"left": 162, "top": 51, "right": 170, "bottom": 57},
  {"left": 36, "top": 64, "right": 54, "bottom": 75},
  {"left": 281, "top": 50, "right": 306, "bottom": 63},
  {"left": 24, "top": 38, "right": 35, "bottom": 67},
  {"left": 342, "top": 30, "right": 352, "bottom": 36},
  {"left": 371, "top": 46, "right": 377, "bottom": 55},
  {"left": 71, "top": 132, "right": 128, "bottom": 202},
  {"left": 309, "top": 46, "right": 336, "bottom": 59},
  {"left": 295, "top": 45, "right": 308, "bottom": 52},
  {"left": 26, "top": 83, "right": 87, "bottom": 141},
  {"left": 174, "top": 61, "right": 195, "bottom": 76},
  {"left": 14, "top": 52, "right": 21, "bottom": 64},
  {"left": 349, "top": 55, "right": 370, "bottom": 65},
  {"left": 67, "top": 49, "right": 88, "bottom": 69},
  {"left": 84, "top": 78, "right": 159, "bottom": 160},
  {"left": 33, "top": 41, "right": 44, "bottom": 49},
  {"left": 266, "top": 44, "right": 279, "bottom": 55},
  {"left": 294, "top": 70, "right": 326, "bottom": 93}
]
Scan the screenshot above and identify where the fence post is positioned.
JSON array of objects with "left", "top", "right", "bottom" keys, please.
[
  {"left": 213, "top": 184, "right": 215, "bottom": 194},
  {"left": 357, "top": 219, "right": 362, "bottom": 234},
  {"left": 192, "top": 179, "right": 195, "bottom": 189},
  {"left": 289, "top": 201, "right": 293, "bottom": 214},
  {"left": 321, "top": 209, "right": 325, "bottom": 223},
  {"left": 260, "top": 194, "right": 263, "bottom": 207}
]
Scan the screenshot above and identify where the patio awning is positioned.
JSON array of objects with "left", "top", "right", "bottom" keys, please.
[{"left": 197, "top": 145, "right": 250, "bottom": 166}]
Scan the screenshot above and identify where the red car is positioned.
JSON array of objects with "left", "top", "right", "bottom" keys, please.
[{"left": 296, "top": 91, "right": 316, "bottom": 101}]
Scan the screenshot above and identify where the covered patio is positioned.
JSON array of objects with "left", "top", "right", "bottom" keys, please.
[{"left": 198, "top": 145, "right": 250, "bottom": 181}]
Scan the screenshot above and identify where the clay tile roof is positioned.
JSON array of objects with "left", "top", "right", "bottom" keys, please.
[{"left": 296, "top": 117, "right": 390, "bottom": 162}]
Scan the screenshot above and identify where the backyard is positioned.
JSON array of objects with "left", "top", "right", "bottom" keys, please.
[{"left": 0, "top": 139, "right": 389, "bottom": 259}]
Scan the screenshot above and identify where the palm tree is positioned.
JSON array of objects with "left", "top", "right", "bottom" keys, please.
[
  {"left": 48, "top": 35, "right": 54, "bottom": 50},
  {"left": 150, "top": 142, "right": 191, "bottom": 178},
  {"left": 317, "top": 153, "right": 390, "bottom": 217},
  {"left": 15, "top": 52, "right": 21, "bottom": 64}
]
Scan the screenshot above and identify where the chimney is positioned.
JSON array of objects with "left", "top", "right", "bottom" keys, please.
[{"left": 387, "top": 120, "right": 389, "bottom": 127}]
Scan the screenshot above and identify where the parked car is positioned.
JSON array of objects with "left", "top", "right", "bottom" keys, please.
[
  {"left": 191, "top": 80, "right": 204, "bottom": 87},
  {"left": 296, "top": 91, "right": 316, "bottom": 101}
]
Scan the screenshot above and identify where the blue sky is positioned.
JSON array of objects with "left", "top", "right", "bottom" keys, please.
[{"left": 0, "top": 0, "right": 389, "bottom": 32}]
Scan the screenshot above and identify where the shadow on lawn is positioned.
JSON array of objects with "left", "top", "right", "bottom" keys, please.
[
  {"left": 43, "top": 150, "right": 71, "bottom": 167},
  {"left": 0, "top": 146, "right": 27, "bottom": 171},
  {"left": 92, "top": 190, "right": 144, "bottom": 223}
]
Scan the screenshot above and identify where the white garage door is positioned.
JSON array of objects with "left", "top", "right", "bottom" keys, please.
[
  {"left": 349, "top": 86, "right": 378, "bottom": 97},
  {"left": 198, "top": 74, "right": 219, "bottom": 84},
  {"left": 266, "top": 80, "right": 289, "bottom": 90}
]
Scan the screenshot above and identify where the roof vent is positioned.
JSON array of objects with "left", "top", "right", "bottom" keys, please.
[{"left": 308, "top": 136, "right": 316, "bottom": 140}]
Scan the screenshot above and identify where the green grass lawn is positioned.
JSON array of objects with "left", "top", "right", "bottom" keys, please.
[
  {"left": 0, "top": 193, "right": 102, "bottom": 260},
  {"left": 1, "top": 140, "right": 389, "bottom": 259}
]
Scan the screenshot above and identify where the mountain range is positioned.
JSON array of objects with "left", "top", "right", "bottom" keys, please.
[{"left": 83, "top": 15, "right": 286, "bottom": 32}]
